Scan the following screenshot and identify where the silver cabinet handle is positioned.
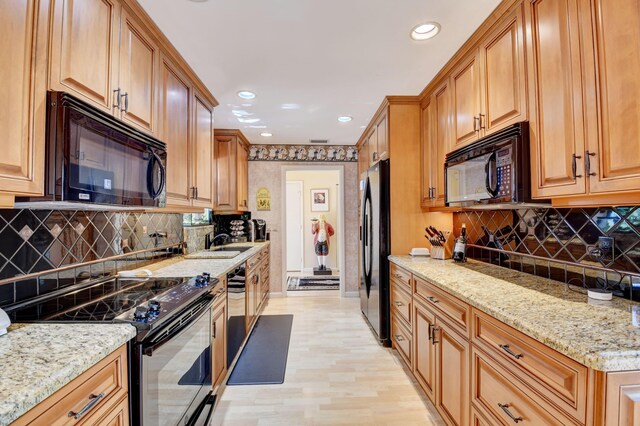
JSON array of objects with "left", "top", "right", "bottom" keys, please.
[
  {"left": 394, "top": 334, "right": 404, "bottom": 342},
  {"left": 431, "top": 326, "right": 439, "bottom": 345},
  {"left": 427, "top": 296, "right": 439, "bottom": 304},
  {"left": 473, "top": 116, "right": 480, "bottom": 132},
  {"left": 498, "top": 403, "right": 523, "bottom": 423},
  {"left": 68, "top": 392, "right": 105, "bottom": 420},
  {"left": 479, "top": 113, "right": 486, "bottom": 129},
  {"left": 499, "top": 344, "right": 523, "bottom": 360},
  {"left": 394, "top": 301, "right": 403, "bottom": 307},
  {"left": 428, "top": 323, "right": 433, "bottom": 341},
  {"left": 113, "top": 88, "right": 121, "bottom": 109},
  {"left": 394, "top": 273, "right": 402, "bottom": 279},
  {"left": 121, "top": 92, "right": 129, "bottom": 113}
]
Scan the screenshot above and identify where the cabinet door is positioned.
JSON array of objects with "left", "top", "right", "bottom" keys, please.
[
  {"left": 192, "top": 93, "right": 214, "bottom": 208},
  {"left": 526, "top": 0, "right": 587, "bottom": 198},
  {"left": 359, "top": 139, "right": 369, "bottom": 177},
  {"left": 480, "top": 4, "right": 527, "bottom": 135},
  {"left": 584, "top": 0, "right": 640, "bottom": 194},
  {"left": 432, "top": 81, "right": 451, "bottom": 207},
  {"left": 236, "top": 141, "right": 249, "bottom": 211},
  {"left": 435, "top": 318, "right": 469, "bottom": 426},
  {"left": 414, "top": 301, "right": 436, "bottom": 401},
  {"left": 118, "top": 9, "right": 158, "bottom": 135},
  {"left": 0, "top": 0, "right": 48, "bottom": 196},
  {"left": 451, "top": 52, "right": 481, "bottom": 149},
  {"left": 214, "top": 135, "right": 237, "bottom": 211},
  {"left": 367, "top": 127, "right": 378, "bottom": 167},
  {"left": 420, "top": 99, "right": 434, "bottom": 207},
  {"left": 245, "top": 270, "right": 258, "bottom": 332},
  {"left": 211, "top": 300, "right": 227, "bottom": 389},
  {"left": 49, "top": 0, "right": 120, "bottom": 113},
  {"left": 159, "top": 57, "right": 191, "bottom": 206},
  {"left": 375, "top": 114, "right": 388, "bottom": 161}
]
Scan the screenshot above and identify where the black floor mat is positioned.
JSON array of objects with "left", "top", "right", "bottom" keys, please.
[{"left": 227, "top": 314, "right": 294, "bottom": 385}]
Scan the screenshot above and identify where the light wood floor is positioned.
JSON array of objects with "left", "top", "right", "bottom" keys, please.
[{"left": 211, "top": 295, "right": 444, "bottom": 425}]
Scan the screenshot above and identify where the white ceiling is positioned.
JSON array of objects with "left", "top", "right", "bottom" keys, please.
[{"left": 139, "top": 0, "right": 502, "bottom": 145}]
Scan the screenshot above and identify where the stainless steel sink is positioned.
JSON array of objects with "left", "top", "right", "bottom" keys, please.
[{"left": 211, "top": 246, "right": 252, "bottom": 253}]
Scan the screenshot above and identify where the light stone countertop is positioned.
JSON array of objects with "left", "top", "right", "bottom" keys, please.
[
  {"left": 389, "top": 255, "right": 640, "bottom": 372},
  {"left": 0, "top": 323, "right": 136, "bottom": 426},
  {"left": 143, "top": 242, "right": 269, "bottom": 278}
]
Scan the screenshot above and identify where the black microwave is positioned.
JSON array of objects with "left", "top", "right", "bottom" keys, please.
[
  {"left": 445, "top": 122, "right": 544, "bottom": 208},
  {"left": 18, "top": 91, "right": 166, "bottom": 208}
]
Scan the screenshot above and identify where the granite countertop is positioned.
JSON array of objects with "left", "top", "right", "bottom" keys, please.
[
  {"left": 144, "top": 242, "right": 269, "bottom": 278},
  {"left": 0, "top": 323, "right": 136, "bottom": 425},
  {"left": 389, "top": 255, "right": 640, "bottom": 372}
]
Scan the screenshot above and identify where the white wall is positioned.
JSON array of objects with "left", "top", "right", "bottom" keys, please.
[{"left": 286, "top": 170, "right": 340, "bottom": 271}]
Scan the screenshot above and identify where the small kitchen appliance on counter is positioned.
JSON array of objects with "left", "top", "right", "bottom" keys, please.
[
  {"left": 0, "top": 308, "right": 10, "bottom": 336},
  {"left": 251, "top": 219, "right": 267, "bottom": 242}
]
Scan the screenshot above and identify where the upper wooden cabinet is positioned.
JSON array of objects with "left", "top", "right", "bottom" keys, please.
[
  {"left": 192, "top": 91, "right": 215, "bottom": 208},
  {"left": 421, "top": 81, "right": 451, "bottom": 209},
  {"left": 214, "top": 129, "right": 250, "bottom": 213},
  {"left": 582, "top": 0, "right": 640, "bottom": 195},
  {"left": 527, "top": 0, "right": 588, "bottom": 199},
  {"left": 450, "top": 4, "right": 527, "bottom": 151},
  {"left": 358, "top": 109, "right": 389, "bottom": 168},
  {"left": 117, "top": 8, "right": 159, "bottom": 135},
  {"left": 49, "top": 0, "right": 120, "bottom": 113},
  {"left": 0, "top": 0, "right": 49, "bottom": 198}
]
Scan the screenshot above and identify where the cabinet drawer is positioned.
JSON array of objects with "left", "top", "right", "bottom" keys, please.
[
  {"left": 391, "top": 313, "right": 412, "bottom": 369},
  {"left": 94, "top": 396, "right": 129, "bottom": 426},
  {"left": 472, "top": 347, "right": 574, "bottom": 426},
  {"left": 472, "top": 309, "right": 587, "bottom": 423},
  {"left": 390, "top": 263, "right": 412, "bottom": 291},
  {"left": 247, "top": 253, "right": 261, "bottom": 271},
  {"left": 414, "top": 276, "right": 470, "bottom": 335},
  {"left": 391, "top": 281, "right": 412, "bottom": 325},
  {"left": 18, "top": 346, "right": 127, "bottom": 426}
]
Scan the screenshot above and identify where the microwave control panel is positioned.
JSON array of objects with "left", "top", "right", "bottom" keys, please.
[{"left": 496, "top": 147, "right": 513, "bottom": 198}]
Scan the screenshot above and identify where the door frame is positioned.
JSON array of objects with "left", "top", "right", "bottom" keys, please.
[
  {"left": 285, "top": 180, "right": 304, "bottom": 272},
  {"left": 280, "top": 165, "right": 347, "bottom": 297}
]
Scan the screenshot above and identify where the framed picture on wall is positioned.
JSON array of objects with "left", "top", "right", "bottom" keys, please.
[{"left": 311, "top": 189, "right": 329, "bottom": 212}]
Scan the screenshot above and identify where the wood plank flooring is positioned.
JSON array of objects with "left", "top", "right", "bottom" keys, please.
[{"left": 211, "top": 295, "right": 444, "bottom": 425}]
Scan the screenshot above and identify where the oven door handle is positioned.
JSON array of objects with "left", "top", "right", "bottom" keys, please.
[
  {"left": 485, "top": 152, "right": 499, "bottom": 197},
  {"left": 142, "top": 296, "right": 214, "bottom": 356}
]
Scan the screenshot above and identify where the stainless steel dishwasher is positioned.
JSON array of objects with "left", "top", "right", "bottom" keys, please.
[{"left": 226, "top": 265, "right": 246, "bottom": 367}]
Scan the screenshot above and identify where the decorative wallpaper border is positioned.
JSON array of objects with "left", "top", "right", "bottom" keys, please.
[{"left": 248, "top": 145, "right": 358, "bottom": 162}]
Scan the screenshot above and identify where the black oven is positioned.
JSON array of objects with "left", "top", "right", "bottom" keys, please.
[
  {"left": 132, "top": 294, "right": 216, "bottom": 426},
  {"left": 18, "top": 91, "right": 166, "bottom": 208}
]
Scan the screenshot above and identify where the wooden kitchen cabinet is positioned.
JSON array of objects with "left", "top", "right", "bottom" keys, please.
[
  {"left": 358, "top": 111, "right": 388, "bottom": 168},
  {"left": 582, "top": 0, "right": 640, "bottom": 196},
  {"left": 526, "top": 0, "right": 588, "bottom": 199},
  {"left": 214, "top": 129, "right": 250, "bottom": 212},
  {"left": 434, "top": 317, "right": 469, "bottom": 426},
  {"left": 421, "top": 80, "right": 451, "bottom": 208},
  {"left": 413, "top": 299, "right": 437, "bottom": 401},
  {"left": 451, "top": 52, "right": 482, "bottom": 149},
  {"left": 211, "top": 296, "right": 227, "bottom": 390},
  {"left": 117, "top": 8, "right": 159, "bottom": 135},
  {"left": 159, "top": 56, "right": 192, "bottom": 207},
  {"left": 192, "top": 91, "right": 215, "bottom": 208},
  {"left": 49, "top": 0, "right": 120, "bottom": 113},
  {"left": 0, "top": 0, "right": 49, "bottom": 200}
]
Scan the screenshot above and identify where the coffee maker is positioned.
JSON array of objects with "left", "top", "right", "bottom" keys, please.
[{"left": 250, "top": 219, "right": 267, "bottom": 242}]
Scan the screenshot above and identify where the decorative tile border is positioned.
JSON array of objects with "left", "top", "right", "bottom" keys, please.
[{"left": 248, "top": 145, "right": 358, "bottom": 162}]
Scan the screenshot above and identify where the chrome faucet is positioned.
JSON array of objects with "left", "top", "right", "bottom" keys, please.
[{"left": 205, "top": 233, "right": 230, "bottom": 250}]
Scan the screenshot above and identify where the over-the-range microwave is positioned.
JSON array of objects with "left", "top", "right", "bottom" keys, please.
[
  {"left": 17, "top": 91, "right": 167, "bottom": 209},
  {"left": 445, "top": 122, "right": 549, "bottom": 209}
]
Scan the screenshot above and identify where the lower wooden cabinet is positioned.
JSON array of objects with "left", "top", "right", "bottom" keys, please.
[
  {"left": 211, "top": 295, "right": 227, "bottom": 390},
  {"left": 391, "top": 313, "right": 413, "bottom": 368},
  {"left": 245, "top": 247, "right": 270, "bottom": 333},
  {"left": 14, "top": 345, "right": 129, "bottom": 425},
  {"left": 435, "top": 317, "right": 469, "bottom": 426},
  {"left": 413, "top": 299, "right": 437, "bottom": 401}
]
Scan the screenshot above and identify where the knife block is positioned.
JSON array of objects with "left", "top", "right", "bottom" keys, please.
[{"left": 429, "top": 233, "right": 454, "bottom": 260}]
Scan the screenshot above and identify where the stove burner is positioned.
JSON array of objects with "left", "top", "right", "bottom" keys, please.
[{"left": 60, "top": 290, "right": 155, "bottom": 321}]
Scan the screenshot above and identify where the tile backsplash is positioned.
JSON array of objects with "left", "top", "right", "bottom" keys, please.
[
  {"left": 0, "top": 209, "right": 183, "bottom": 281},
  {"left": 453, "top": 207, "right": 640, "bottom": 293}
]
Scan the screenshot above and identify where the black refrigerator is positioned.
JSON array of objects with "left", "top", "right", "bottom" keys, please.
[{"left": 359, "top": 159, "right": 391, "bottom": 347}]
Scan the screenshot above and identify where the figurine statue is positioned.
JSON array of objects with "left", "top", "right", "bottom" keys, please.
[{"left": 311, "top": 214, "right": 335, "bottom": 270}]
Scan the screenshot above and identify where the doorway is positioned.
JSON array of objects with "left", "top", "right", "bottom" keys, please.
[
  {"left": 282, "top": 166, "right": 346, "bottom": 297},
  {"left": 285, "top": 181, "right": 304, "bottom": 271}
]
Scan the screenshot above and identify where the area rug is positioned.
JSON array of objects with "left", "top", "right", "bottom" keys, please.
[
  {"left": 227, "top": 314, "right": 294, "bottom": 385},
  {"left": 287, "top": 276, "right": 340, "bottom": 291}
]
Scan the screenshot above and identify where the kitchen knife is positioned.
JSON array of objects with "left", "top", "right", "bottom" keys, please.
[{"left": 425, "top": 227, "right": 435, "bottom": 238}]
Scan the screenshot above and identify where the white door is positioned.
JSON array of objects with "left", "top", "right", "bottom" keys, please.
[{"left": 286, "top": 181, "right": 304, "bottom": 271}]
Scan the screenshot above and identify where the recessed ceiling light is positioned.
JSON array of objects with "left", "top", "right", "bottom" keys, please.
[
  {"left": 410, "top": 22, "right": 441, "bottom": 40},
  {"left": 237, "top": 90, "right": 256, "bottom": 100},
  {"left": 337, "top": 115, "right": 353, "bottom": 123},
  {"left": 260, "top": 132, "right": 273, "bottom": 137}
]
